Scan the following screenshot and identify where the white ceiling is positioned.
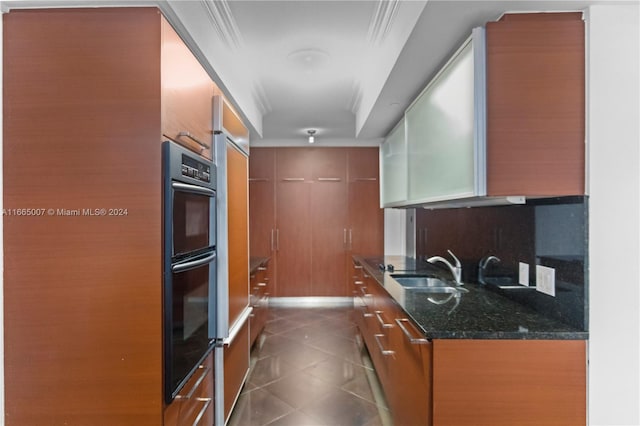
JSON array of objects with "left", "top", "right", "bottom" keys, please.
[{"left": 4, "top": 0, "right": 612, "bottom": 147}]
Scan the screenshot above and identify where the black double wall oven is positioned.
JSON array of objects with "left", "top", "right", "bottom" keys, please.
[{"left": 163, "top": 141, "right": 217, "bottom": 403}]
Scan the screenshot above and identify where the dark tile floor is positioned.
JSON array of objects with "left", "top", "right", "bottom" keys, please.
[{"left": 228, "top": 306, "right": 392, "bottom": 426}]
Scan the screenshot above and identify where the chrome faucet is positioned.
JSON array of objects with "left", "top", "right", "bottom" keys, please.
[
  {"left": 427, "top": 250, "right": 462, "bottom": 285},
  {"left": 478, "top": 255, "right": 501, "bottom": 285}
]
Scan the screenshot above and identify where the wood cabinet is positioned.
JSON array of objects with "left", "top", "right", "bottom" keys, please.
[
  {"left": 486, "top": 13, "right": 585, "bottom": 196},
  {"left": 223, "top": 320, "right": 250, "bottom": 422},
  {"left": 164, "top": 353, "right": 214, "bottom": 426},
  {"left": 347, "top": 147, "right": 384, "bottom": 257},
  {"left": 249, "top": 260, "right": 270, "bottom": 346},
  {"left": 351, "top": 259, "right": 586, "bottom": 426},
  {"left": 432, "top": 339, "right": 586, "bottom": 426},
  {"left": 380, "top": 12, "right": 585, "bottom": 208},
  {"left": 161, "top": 18, "right": 215, "bottom": 160},
  {"left": 250, "top": 148, "right": 383, "bottom": 298},
  {"left": 3, "top": 8, "right": 230, "bottom": 425},
  {"left": 249, "top": 148, "right": 276, "bottom": 264}
]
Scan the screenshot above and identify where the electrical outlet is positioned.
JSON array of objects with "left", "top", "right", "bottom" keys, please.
[
  {"left": 519, "top": 262, "right": 529, "bottom": 286},
  {"left": 536, "top": 265, "right": 555, "bottom": 296}
]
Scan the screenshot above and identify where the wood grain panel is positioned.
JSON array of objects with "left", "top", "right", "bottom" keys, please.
[
  {"left": 275, "top": 147, "right": 314, "bottom": 180},
  {"left": 161, "top": 17, "right": 214, "bottom": 160},
  {"left": 3, "top": 8, "right": 163, "bottom": 425},
  {"left": 388, "top": 312, "right": 432, "bottom": 426},
  {"left": 248, "top": 148, "right": 276, "bottom": 259},
  {"left": 433, "top": 339, "right": 586, "bottom": 426},
  {"left": 311, "top": 180, "right": 348, "bottom": 296},
  {"left": 486, "top": 13, "right": 585, "bottom": 196},
  {"left": 224, "top": 320, "right": 250, "bottom": 421},
  {"left": 310, "top": 147, "right": 347, "bottom": 180},
  {"left": 275, "top": 180, "right": 311, "bottom": 296},
  {"left": 227, "top": 143, "right": 250, "bottom": 327},
  {"left": 348, "top": 147, "right": 380, "bottom": 180}
]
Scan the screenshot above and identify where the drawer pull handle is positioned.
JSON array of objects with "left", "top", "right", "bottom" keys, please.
[
  {"left": 257, "top": 282, "right": 267, "bottom": 287},
  {"left": 375, "top": 311, "right": 393, "bottom": 328},
  {"left": 257, "top": 266, "right": 268, "bottom": 271},
  {"left": 177, "top": 131, "right": 208, "bottom": 150},
  {"left": 282, "top": 178, "right": 305, "bottom": 182},
  {"left": 193, "top": 397, "right": 212, "bottom": 425},
  {"left": 175, "top": 366, "right": 210, "bottom": 400},
  {"left": 354, "top": 265, "right": 363, "bottom": 270},
  {"left": 395, "top": 318, "right": 430, "bottom": 345},
  {"left": 317, "top": 177, "right": 341, "bottom": 181},
  {"left": 353, "top": 280, "right": 364, "bottom": 286},
  {"left": 374, "top": 333, "right": 395, "bottom": 357}
]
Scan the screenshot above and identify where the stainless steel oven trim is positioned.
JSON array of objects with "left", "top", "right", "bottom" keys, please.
[{"left": 162, "top": 141, "right": 218, "bottom": 405}]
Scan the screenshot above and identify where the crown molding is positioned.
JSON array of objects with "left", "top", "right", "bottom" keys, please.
[
  {"left": 367, "top": 0, "right": 401, "bottom": 45},
  {"left": 201, "top": 0, "right": 242, "bottom": 49}
]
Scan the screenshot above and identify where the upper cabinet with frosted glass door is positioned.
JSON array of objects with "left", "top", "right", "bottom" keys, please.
[
  {"left": 380, "top": 13, "right": 585, "bottom": 208},
  {"left": 405, "top": 27, "right": 487, "bottom": 206},
  {"left": 381, "top": 28, "right": 488, "bottom": 208}
]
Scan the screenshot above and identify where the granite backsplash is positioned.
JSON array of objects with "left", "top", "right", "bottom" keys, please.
[{"left": 414, "top": 196, "right": 588, "bottom": 330}]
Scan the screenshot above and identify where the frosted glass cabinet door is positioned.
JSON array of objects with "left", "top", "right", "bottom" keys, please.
[
  {"left": 380, "top": 119, "right": 407, "bottom": 206},
  {"left": 406, "top": 40, "right": 476, "bottom": 203}
]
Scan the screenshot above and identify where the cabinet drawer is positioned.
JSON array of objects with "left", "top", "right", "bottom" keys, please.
[{"left": 164, "top": 352, "right": 214, "bottom": 426}]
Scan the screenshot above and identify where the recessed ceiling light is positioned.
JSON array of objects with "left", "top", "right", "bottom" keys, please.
[{"left": 288, "top": 48, "right": 331, "bottom": 73}]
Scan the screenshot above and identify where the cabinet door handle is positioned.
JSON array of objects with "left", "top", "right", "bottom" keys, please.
[
  {"left": 360, "top": 287, "right": 371, "bottom": 298},
  {"left": 354, "top": 265, "right": 363, "bottom": 270},
  {"left": 343, "top": 229, "right": 347, "bottom": 249},
  {"left": 282, "top": 178, "right": 305, "bottom": 182},
  {"left": 175, "top": 366, "right": 211, "bottom": 400},
  {"left": 374, "top": 334, "right": 395, "bottom": 357},
  {"left": 257, "top": 266, "right": 267, "bottom": 271},
  {"left": 249, "top": 178, "right": 269, "bottom": 182},
  {"left": 257, "top": 282, "right": 267, "bottom": 287},
  {"left": 395, "top": 318, "right": 430, "bottom": 345},
  {"left": 270, "top": 229, "right": 275, "bottom": 252},
  {"left": 193, "top": 397, "right": 213, "bottom": 425},
  {"left": 349, "top": 229, "right": 353, "bottom": 250},
  {"left": 375, "top": 311, "right": 393, "bottom": 328},
  {"left": 317, "top": 177, "right": 341, "bottom": 181},
  {"left": 177, "top": 131, "right": 208, "bottom": 149},
  {"left": 353, "top": 177, "right": 377, "bottom": 181},
  {"left": 276, "top": 229, "right": 280, "bottom": 251},
  {"left": 353, "top": 280, "right": 364, "bottom": 286}
]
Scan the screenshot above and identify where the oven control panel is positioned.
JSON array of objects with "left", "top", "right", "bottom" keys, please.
[{"left": 181, "top": 154, "right": 211, "bottom": 183}]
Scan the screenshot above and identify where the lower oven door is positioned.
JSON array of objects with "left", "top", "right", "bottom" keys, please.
[{"left": 165, "top": 251, "right": 216, "bottom": 403}]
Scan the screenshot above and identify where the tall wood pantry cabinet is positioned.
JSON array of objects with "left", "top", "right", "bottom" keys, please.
[
  {"left": 3, "top": 7, "right": 227, "bottom": 425},
  {"left": 248, "top": 147, "right": 383, "bottom": 297}
]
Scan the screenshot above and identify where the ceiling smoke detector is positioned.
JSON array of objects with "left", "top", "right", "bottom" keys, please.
[{"left": 307, "top": 129, "right": 316, "bottom": 144}]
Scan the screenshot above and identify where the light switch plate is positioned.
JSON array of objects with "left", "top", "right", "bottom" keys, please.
[
  {"left": 519, "top": 262, "right": 529, "bottom": 286},
  {"left": 536, "top": 265, "right": 556, "bottom": 296}
]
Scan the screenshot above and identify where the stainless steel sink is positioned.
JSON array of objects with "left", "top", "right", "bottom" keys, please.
[{"left": 391, "top": 275, "right": 469, "bottom": 293}]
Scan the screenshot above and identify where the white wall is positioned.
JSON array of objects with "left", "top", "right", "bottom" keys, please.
[
  {"left": 0, "top": 7, "right": 4, "bottom": 425},
  {"left": 586, "top": 4, "right": 640, "bottom": 425},
  {"left": 383, "top": 208, "right": 406, "bottom": 256}
]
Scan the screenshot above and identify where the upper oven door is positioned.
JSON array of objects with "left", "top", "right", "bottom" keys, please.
[
  {"left": 163, "top": 141, "right": 217, "bottom": 260},
  {"left": 171, "top": 182, "right": 216, "bottom": 258}
]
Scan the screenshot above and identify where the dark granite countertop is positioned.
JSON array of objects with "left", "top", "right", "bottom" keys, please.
[
  {"left": 249, "top": 257, "right": 270, "bottom": 274},
  {"left": 354, "top": 255, "right": 587, "bottom": 340}
]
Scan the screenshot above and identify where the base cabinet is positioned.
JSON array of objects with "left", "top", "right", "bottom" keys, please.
[
  {"left": 432, "top": 340, "right": 586, "bottom": 426},
  {"left": 223, "top": 320, "right": 250, "bottom": 422},
  {"left": 164, "top": 353, "right": 214, "bottom": 426},
  {"left": 250, "top": 260, "right": 270, "bottom": 346},
  {"left": 352, "top": 260, "right": 587, "bottom": 426}
]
